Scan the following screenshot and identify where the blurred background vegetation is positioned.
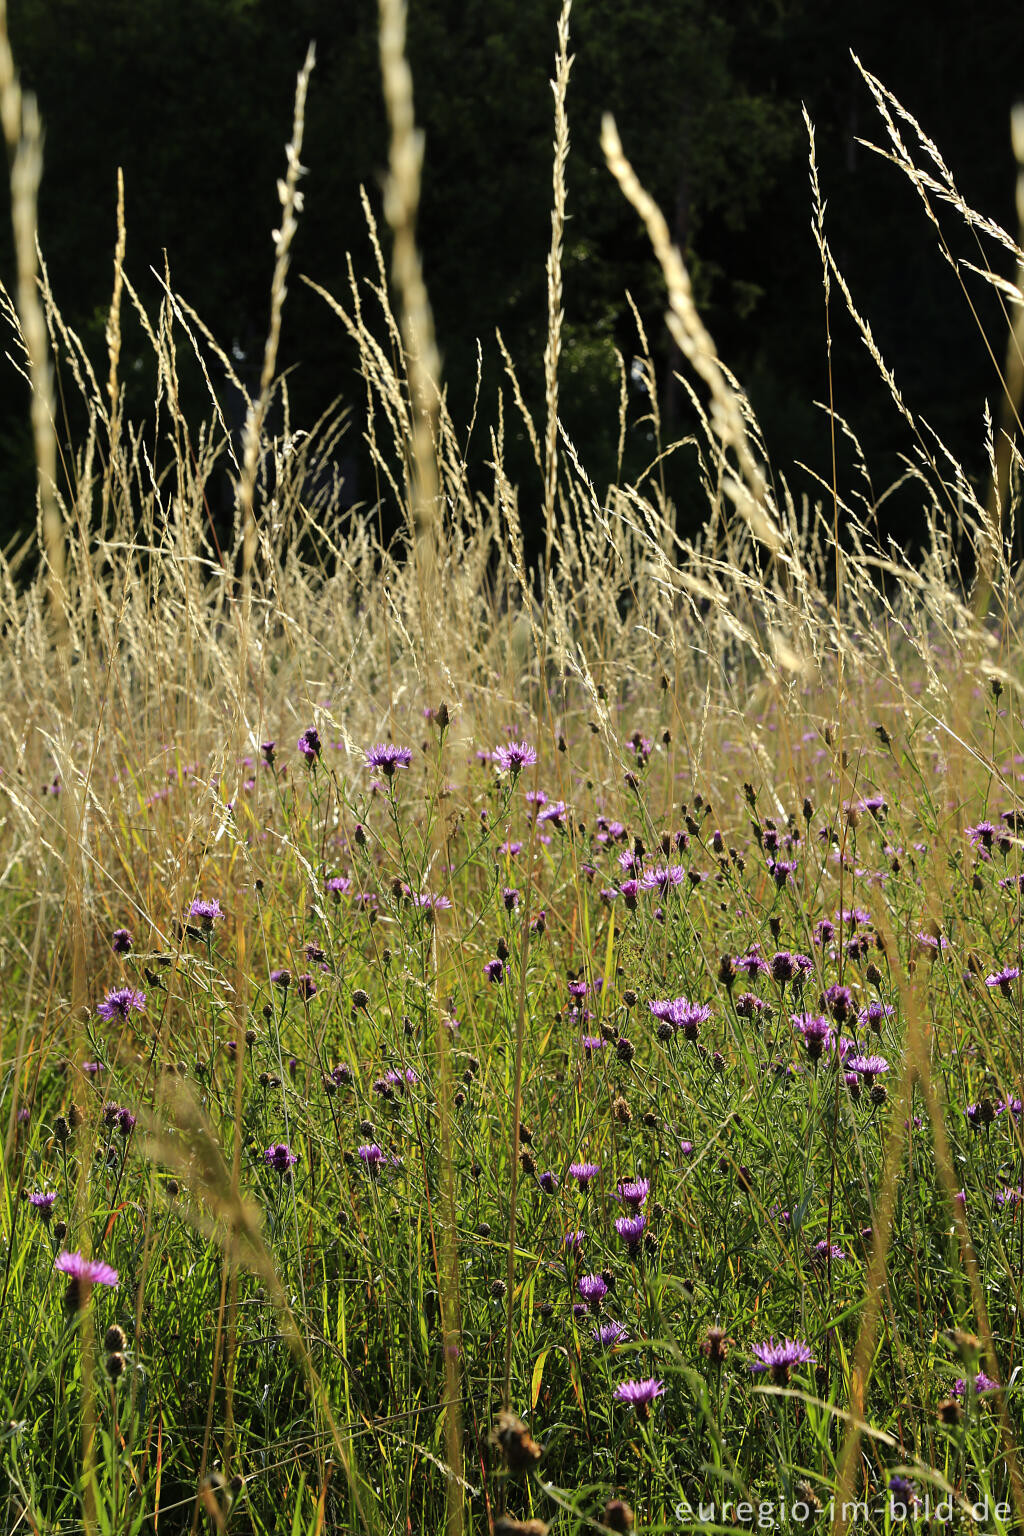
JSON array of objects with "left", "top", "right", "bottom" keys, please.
[{"left": 1, "top": 0, "right": 1021, "bottom": 560}]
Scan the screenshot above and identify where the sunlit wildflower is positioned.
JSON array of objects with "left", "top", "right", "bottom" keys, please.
[
  {"left": 613, "top": 1377, "right": 665, "bottom": 1415},
  {"left": 264, "top": 1143, "right": 298, "bottom": 1176},
  {"left": 986, "top": 966, "right": 1020, "bottom": 996},
  {"left": 750, "top": 1336, "right": 814, "bottom": 1384},
  {"left": 297, "top": 727, "right": 321, "bottom": 762},
  {"left": 365, "top": 743, "right": 412, "bottom": 776},
  {"left": 493, "top": 741, "right": 537, "bottom": 776},
  {"left": 592, "top": 1320, "right": 629, "bottom": 1347},
  {"left": 188, "top": 897, "right": 222, "bottom": 930},
  {"left": 569, "top": 1162, "right": 599, "bottom": 1190},
  {"left": 617, "top": 1178, "right": 650, "bottom": 1209},
  {"left": 96, "top": 987, "right": 146, "bottom": 1021}
]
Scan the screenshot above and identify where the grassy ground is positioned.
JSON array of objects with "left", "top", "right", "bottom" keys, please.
[{"left": 2, "top": 5, "right": 1024, "bottom": 1534}]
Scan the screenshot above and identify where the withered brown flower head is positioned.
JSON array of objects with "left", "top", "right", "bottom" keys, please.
[{"left": 492, "top": 1409, "right": 543, "bottom": 1472}]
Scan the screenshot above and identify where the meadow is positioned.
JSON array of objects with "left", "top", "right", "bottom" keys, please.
[{"left": 2, "top": 4, "right": 1024, "bottom": 1533}]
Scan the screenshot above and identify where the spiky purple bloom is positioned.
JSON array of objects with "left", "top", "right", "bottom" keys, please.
[
  {"left": 592, "top": 1320, "right": 629, "bottom": 1347},
  {"left": 539, "top": 1170, "right": 558, "bottom": 1194},
  {"left": 792, "top": 1013, "right": 834, "bottom": 1060},
  {"left": 809, "top": 1239, "right": 845, "bottom": 1264},
  {"left": 578, "top": 1274, "right": 608, "bottom": 1307},
  {"left": 735, "top": 944, "right": 770, "bottom": 978},
  {"left": 365, "top": 743, "right": 412, "bottom": 777},
  {"left": 859, "top": 1000, "right": 894, "bottom": 1030},
  {"left": 358, "top": 1143, "right": 386, "bottom": 1171},
  {"left": 493, "top": 741, "right": 537, "bottom": 776},
  {"left": 562, "top": 1229, "right": 586, "bottom": 1255},
  {"left": 994, "top": 1184, "right": 1024, "bottom": 1208},
  {"left": 617, "top": 1178, "right": 650, "bottom": 1209},
  {"left": 188, "top": 897, "right": 223, "bottom": 930},
  {"left": 768, "top": 859, "right": 797, "bottom": 887},
  {"left": 581, "top": 1035, "right": 606, "bottom": 1056},
  {"left": 117, "top": 1108, "right": 136, "bottom": 1136},
  {"left": 986, "top": 966, "right": 1021, "bottom": 996},
  {"left": 55, "top": 1251, "right": 118, "bottom": 1288},
  {"left": 111, "top": 928, "right": 133, "bottom": 955},
  {"left": 297, "top": 728, "right": 322, "bottom": 763},
  {"left": 615, "top": 1213, "right": 646, "bottom": 1250},
  {"left": 325, "top": 875, "right": 352, "bottom": 897},
  {"left": 613, "top": 1377, "right": 665, "bottom": 1409},
  {"left": 484, "top": 959, "right": 505, "bottom": 983},
  {"left": 847, "top": 1054, "right": 890, "bottom": 1082},
  {"left": 569, "top": 1161, "right": 599, "bottom": 1190},
  {"left": 270, "top": 968, "right": 291, "bottom": 989},
  {"left": 952, "top": 1372, "right": 1000, "bottom": 1399},
  {"left": 296, "top": 973, "right": 318, "bottom": 1000},
  {"left": 750, "top": 1336, "right": 815, "bottom": 1383},
  {"left": 822, "top": 984, "right": 854, "bottom": 1023},
  {"left": 96, "top": 987, "right": 146, "bottom": 1022},
  {"left": 770, "top": 951, "right": 813, "bottom": 985},
  {"left": 967, "top": 821, "right": 999, "bottom": 850},
  {"left": 28, "top": 1191, "right": 57, "bottom": 1219},
  {"left": 260, "top": 741, "right": 276, "bottom": 766},
  {"left": 639, "top": 865, "right": 686, "bottom": 895},
  {"left": 265, "top": 1143, "right": 298, "bottom": 1175}
]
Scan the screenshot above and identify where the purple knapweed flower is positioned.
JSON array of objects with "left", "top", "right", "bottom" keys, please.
[
  {"left": 326, "top": 875, "right": 352, "bottom": 898},
  {"left": 859, "top": 1000, "right": 894, "bottom": 1030},
  {"left": 809, "top": 1239, "right": 845, "bottom": 1264},
  {"left": 28, "top": 1191, "right": 58, "bottom": 1220},
  {"left": 581, "top": 1035, "right": 606, "bottom": 1056},
  {"left": 493, "top": 741, "right": 537, "bottom": 776},
  {"left": 569, "top": 1162, "right": 599, "bottom": 1190},
  {"left": 952, "top": 1372, "right": 1000, "bottom": 1399},
  {"left": 358, "top": 1143, "right": 386, "bottom": 1172},
  {"left": 768, "top": 859, "right": 797, "bottom": 887},
  {"left": 265, "top": 1143, "right": 298, "bottom": 1176},
  {"left": 539, "top": 1171, "right": 558, "bottom": 1194},
  {"left": 750, "top": 1336, "right": 815, "bottom": 1384},
  {"left": 188, "top": 897, "right": 223, "bottom": 930},
  {"left": 770, "top": 951, "right": 813, "bottom": 986},
  {"left": 639, "top": 865, "right": 685, "bottom": 896},
  {"left": 847, "top": 1054, "right": 890, "bottom": 1083},
  {"left": 617, "top": 1178, "right": 650, "bottom": 1209},
  {"left": 365, "top": 743, "right": 412, "bottom": 777},
  {"left": 55, "top": 1250, "right": 119, "bottom": 1289},
  {"left": 792, "top": 1013, "right": 834, "bottom": 1061},
  {"left": 96, "top": 987, "right": 146, "bottom": 1022},
  {"left": 484, "top": 959, "right": 505, "bottom": 984},
  {"left": 578, "top": 1273, "right": 608, "bottom": 1308},
  {"left": 592, "top": 1320, "right": 629, "bottom": 1346},
  {"left": 296, "top": 973, "right": 318, "bottom": 1001},
  {"left": 613, "top": 1377, "right": 665, "bottom": 1412},
  {"left": 615, "top": 1213, "right": 646, "bottom": 1251},
  {"left": 822, "top": 985, "right": 854, "bottom": 1023},
  {"left": 260, "top": 741, "right": 276, "bottom": 767},
  {"left": 536, "top": 800, "right": 567, "bottom": 829},
  {"left": 986, "top": 967, "right": 1021, "bottom": 996},
  {"left": 111, "top": 928, "right": 133, "bottom": 955},
  {"left": 967, "top": 821, "right": 999, "bottom": 850},
  {"left": 735, "top": 944, "right": 770, "bottom": 979},
  {"left": 297, "top": 728, "right": 322, "bottom": 763}
]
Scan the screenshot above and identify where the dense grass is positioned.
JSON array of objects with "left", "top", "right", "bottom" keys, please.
[{"left": 2, "top": 5, "right": 1024, "bottom": 1534}]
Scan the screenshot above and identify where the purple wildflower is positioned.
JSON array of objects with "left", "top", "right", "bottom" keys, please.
[
  {"left": 539, "top": 1170, "right": 558, "bottom": 1194},
  {"left": 264, "top": 1143, "right": 298, "bottom": 1176},
  {"left": 325, "top": 875, "right": 352, "bottom": 898},
  {"left": 55, "top": 1250, "right": 118, "bottom": 1289},
  {"left": 366, "top": 743, "right": 412, "bottom": 777},
  {"left": 111, "top": 928, "right": 133, "bottom": 955},
  {"left": 188, "top": 897, "right": 223, "bottom": 930},
  {"left": 297, "top": 727, "right": 322, "bottom": 763},
  {"left": 578, "top": 1274, "right": 608, "bottom": 1309},
  {"left": 986, "top": 967, "right": 1021, "bottom": 996},
  {"left": 358, "top": 1143, "right": 386, "bottom": 1172},
  {"left": 484, "top": 959, "right": 505, "bottom": 984},
  {"left": 639, "top": 865, "right": 685, "bottom": 896},
  {"left": 750, "top": 1336, "right": 815, "bottom": 1384},
  {"left": 847, "top": 1054, "right": 890, "bottom": 1083},
  {"left": 592, "top": 1320, "right": 629, "bottom": 1347},
  {"left": 493, "top": 741, "right": 537, "bottom": 776},
  {"left": 562, "top": 1229, "right": 586, "bottom": 1255},
  {"left": 28, "top": 1191, "right": 57, "bottom": 1220},
  {"left": 615, "top": 1213, "right": 646, "bottom": 1251},
  {"left": 569, "top": 1162, "right": 599, "bottom": 1190},
  {"left": 96, "top": 987, "right": 146, "bottom": 1022},
  {"left": 952, "top": 1372, "right": 999, "bottom": 1399},
  {"left": 613, "top": 1377, "right": 665, "bottom": 1413},
  {"left": 617, "top": 1178, "right": 650, "bottom": 1209}
]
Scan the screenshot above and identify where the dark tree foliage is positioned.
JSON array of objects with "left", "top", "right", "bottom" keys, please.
[{"left": 0, "top": 0, "right": 1021, "bottom": 559}]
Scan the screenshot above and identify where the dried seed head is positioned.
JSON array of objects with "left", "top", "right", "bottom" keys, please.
[{"left": 492, "top": 1410, "right": 543, "bottom": 1471}]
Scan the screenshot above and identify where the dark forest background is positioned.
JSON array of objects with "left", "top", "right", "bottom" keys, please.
[{"left": 1, "top": 0, "right": 1022, "bottom": 560}]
